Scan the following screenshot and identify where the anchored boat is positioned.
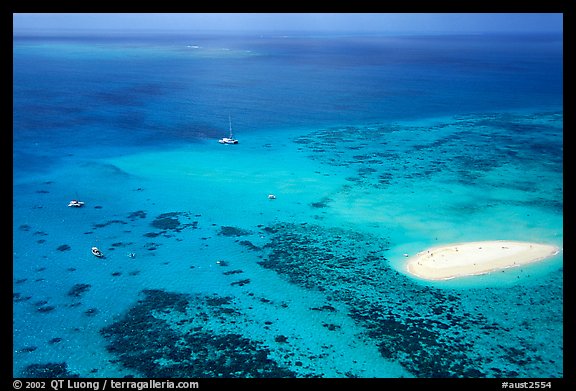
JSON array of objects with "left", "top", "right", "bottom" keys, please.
[
  {"left": 218, "top": 115, "right": 239, "bottom": 144},
  {"left": 91, "top": 247, "right": 104, "bottom": 258}
]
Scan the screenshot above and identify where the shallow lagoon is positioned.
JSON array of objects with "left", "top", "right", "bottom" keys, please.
[{"left": 13, "top": 32, "right": 563, "bottom": 378}]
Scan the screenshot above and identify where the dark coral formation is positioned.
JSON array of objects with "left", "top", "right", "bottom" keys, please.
[
  {"left": 293, "top": 112, "right": 563, "bottom": 213},
  {"left": 146, "top": 212, "right": 199, "bottom": 238},
  {"left": 67, "top": 283, "right": 91, "bottom": 298},
  {"left": 258, "top": 222, "right": 389, "bottom": 292},
  {"left": 37, "top": 305, "right": 56, "bottom": 313},
  {"left": 219, "top": 226, "right": 253, "bottom": 237},
  {"left": 93, "top": 220, "right": 128, "bottom": 229},
  {"left": 22, "top": 362, "right": 80, "bottom": 378},
  {"left": 18, "top": 346, "right": 38, "bottom": 353},
  {"left": 127, "top": 210, "right": 147, "bottom": 220},
  {"left": 257, "top": 221, "right": 562, "bottom": 378},
  {"left": 100, "top": 289, "right": 296, "bottom": 378},
  {"left": 151, "top": 212, "right": 198, "bottom": 231},
  {"left": 310, "top": 197, "right": 332, "bottom": 209},
  {"left": 230, "top": 278, "right": 251, "bottom": 287},
  {"left": 13, "top": 292, "right": 32, "bottom": 302},
  {"left": 151, "top": 213, "right": 181, "bottom": 230},
  {"left": 239, "top": 240, "right": 261, "bottom": 251}
]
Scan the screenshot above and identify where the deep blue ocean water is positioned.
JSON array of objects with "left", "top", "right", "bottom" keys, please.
[{"left": 13, "top": 32, "right": 563, "bottom": 378}]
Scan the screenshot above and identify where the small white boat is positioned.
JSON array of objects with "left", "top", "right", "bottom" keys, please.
[
  {"left": 268, "top": 194, "right": 277, "bottom": 200},
  {"left": 91, "top": 247, "right": 104, "bottom": 258},
  {"left": 218, "top": 137, "right": 238, "bottom": 144},
  {"left": 68, "top": 200, "right": 85, "bottom": 207},
  {"left": 218, "top": 115, "right": 239, "bottom": 144}
]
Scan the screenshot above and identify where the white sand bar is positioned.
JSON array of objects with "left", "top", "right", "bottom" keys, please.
[{"left": 406, "top": 240, "right": 560, "bottom": 281}]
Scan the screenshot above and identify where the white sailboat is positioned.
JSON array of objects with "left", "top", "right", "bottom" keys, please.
[{"left": 218, "top": 115, "right": 239, "bottom": 144}]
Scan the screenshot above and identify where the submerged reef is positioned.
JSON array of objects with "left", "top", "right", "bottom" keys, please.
[
  {"left": 67, "top": 283, "right": 91, "bottom": 298},
  {"left": 219, "top": 226, "right": 253, "bottom": 237},
  {"left": 294, "top": 112, "right": 563, "bottom": 214},
  {"left": 257, "top": 222, "right": 562, "bottom": 378},
  {"left": 150, "top": 211, "right": 199, "bottom": 233},
  {"left": 100, "top": 289, "right": 296, "bottom": 378},
  {"left": 21, "top": 362, "right": 79, "bottom": 378}
]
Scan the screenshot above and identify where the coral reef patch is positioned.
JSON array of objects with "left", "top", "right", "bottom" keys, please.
[
  {"left": 21, "top": 362, "right": 80, "bottom": 378},
  {"left": 257, "top": 222, "right": 562, "bottom": 378},
  {"left": 100, "top": 289, "right": 297, "bottom": 378}
]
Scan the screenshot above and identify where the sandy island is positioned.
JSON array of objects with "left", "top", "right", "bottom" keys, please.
[{"left": 406, "top": 240, "right": 560, "bottom": 281}]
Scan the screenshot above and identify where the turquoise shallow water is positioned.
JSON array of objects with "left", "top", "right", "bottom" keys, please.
[{"left": 13, "top": 32, "right": 563, "bottom": 378}]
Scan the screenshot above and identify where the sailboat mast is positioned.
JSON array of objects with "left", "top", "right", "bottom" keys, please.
[{"left": 228, "top": 114, "right": 233, "bottom": 138}]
